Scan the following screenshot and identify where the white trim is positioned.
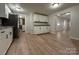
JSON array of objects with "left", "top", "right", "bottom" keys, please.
[{"left": 70, "top": 36, "right": 79, "bottom": 40}]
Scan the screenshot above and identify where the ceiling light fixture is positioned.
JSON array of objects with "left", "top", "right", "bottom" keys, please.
[
  {"left": 10, "top": 4, "right": 24, "bottom": 12},
  {"left": 50, "top": 3, "right": 60, "bottom": 8},
  {"left": 53, "top": 3, "right": 59, "bottom": 8},
  {"left": 65, "top": 12, "right": 71, "bottom": 15},
  {"left": 15, "top": 7, "right": 24, "bottom": 11},
  {"left": 15, "top": 5, "right": 24, "bottom": 11}
]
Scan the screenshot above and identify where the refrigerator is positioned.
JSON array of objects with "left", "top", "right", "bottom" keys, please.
[{"left": 1, "top": 14, "right": 19, "bottom": 38}]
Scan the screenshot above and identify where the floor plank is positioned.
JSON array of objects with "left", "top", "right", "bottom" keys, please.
[{"left": 6, "top": 31, "right": 79, "bottom": 55}]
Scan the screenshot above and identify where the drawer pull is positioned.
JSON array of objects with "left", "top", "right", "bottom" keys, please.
[
  {"left": 10, "top": 32, "right": 12, "bottom": 35},
  {"left": 1, "top": 31, "right": 5, "bottom": 33},
  {"left": 6, "top": 34, "right": 8, "bottom": 39}
]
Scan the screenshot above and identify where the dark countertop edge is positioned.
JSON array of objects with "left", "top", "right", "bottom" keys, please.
[
  {"left": 34, "top": 21, "right": 48, "bottom": 23},
  {"left": 0, "top": 26, "right": 13, "bottom": 30},
  {"left": 34, "top": 25, "right": 50, "bottom": 26}
]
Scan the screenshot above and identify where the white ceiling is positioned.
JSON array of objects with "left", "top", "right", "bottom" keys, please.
[{"left": 7, "top": 3, "right": 79, "bottom": 15}]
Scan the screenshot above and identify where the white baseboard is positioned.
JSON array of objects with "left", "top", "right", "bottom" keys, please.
[{"left": 70, "top": 36, "right": 79, "bottom": 40}]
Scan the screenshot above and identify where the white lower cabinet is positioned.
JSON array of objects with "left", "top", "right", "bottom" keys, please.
[
  {"left": 0, "top": 29, "right": 7, "bottom": 54},
  {"left": 43, "top": 26, "right": 46, "bottom": 33},
  {"left": 33, "top": 26, "right": 49, "bottom": 34},
  {"left": 45, "top": 26, "right": 50, "bottom": 33},
  {"left": 40, "top": 26, "right": 44, "bottom": 33},
  {"left": 33, "top": 27, "right": 40, "bottom": 34},
  {"left": 0, "top": 27, "right": 13, "bottom": 55}
]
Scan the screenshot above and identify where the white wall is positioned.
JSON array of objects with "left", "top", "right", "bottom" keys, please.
[
  {"left": 19, "top": 13, "right": 34, "bottom": 34},
  {"left": 49, "top": 15, "right": 56, "bottom": 34},
  {"left": 71, "top": 6, "right": 79, "bottom": 38},
  {"left": 28, "top": 13, "right": 34, "bottom": 34},
  {"left": 49, "top": 5, "right": 79, "bottom": 39},
  {"left": 25, "top": 13, "right": 33, "bottom": 33}
]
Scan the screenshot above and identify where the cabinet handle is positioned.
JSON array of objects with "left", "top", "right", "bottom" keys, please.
[
  {"left": 6, "top": 34, "right": 8, "bottom": 39},
  {"left": 10, "top": 32, "right": 12, "bottom": 35},
  {"left": 1, "top": 31, "right": 5, "bottom": 33}
]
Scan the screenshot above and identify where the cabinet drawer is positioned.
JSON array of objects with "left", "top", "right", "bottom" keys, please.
[
  {"left": 0, "top": 30, "right": 6, "bottom": 40},
  {"left": 33, "top": 27, "right": 41, "bottom": 34}
]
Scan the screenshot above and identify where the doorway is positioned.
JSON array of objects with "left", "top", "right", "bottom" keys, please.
[
  {"left": 18, "top": 16, "right": 26, "bottom": 32},
  {"left": 55, "top": 12, "right": 71, "bottom": 32}
]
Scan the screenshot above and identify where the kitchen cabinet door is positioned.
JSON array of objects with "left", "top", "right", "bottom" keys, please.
[
  {"left": 41, "top": 16, "right": 46, "bottom": 22},
  {"left": 0, "top": 30, "right": 3, "bottom": 54},
  {"left": 0, "top": 28, "right": 13, "bottom": 55},
  {"left": 43, "top": 26, "right": 47, "bottom": 33},
  {"left": 0, "top": 29, "right": 8, "bottom": 55},
  {"left": 46, "top": 26, "right": 50, "bottom": 33},
  {"left": 43, "top": 26, "right": 49, "bottom": 33},
  {"left": 39, "top": 16, "right": 48, "bottom": 22},
  {"left": 38, "top": 15, "right": 43, "bottom": 22},
  {"left": 42, "top": 16, "right": 48, "bottom": 22},
  {"left": 0, "top": 39, "right": 4, "bottom": 54},
  {"left": 33, "top": 27, "right": 41, "bottom": 34},
  {"left": 5, "top": 28, "right": 13, "bottom": 49},
  {"left": 33, "top": 14, "right": 39, "bottom": 22},
  {"left": 40, "top": 26, "right": 43, "bottom": 33},
  {"left": 8, "top": 28, "right": 13, "bottom": 41}
]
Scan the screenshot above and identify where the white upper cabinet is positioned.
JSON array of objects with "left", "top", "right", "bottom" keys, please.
[
  {"left": 0, "top": 4, "right": 6, "bottom": 17},
  {"left": 33, "top": 14, "right": 39, "bottom": 22},
  {"left": 38, "top": 15, "right": 48, "bottom": 22},
  {"left": 33, "top": 14, "right": 48, "bottom": 22},
  {"left": 38, "top": 15, "right": 43, "bottom": 22},
  {"left": 5, "top": 5, "right": 12, "bottom": 18},
  {"left": 33, "top": 14, "right": 49, "bottom": 34},
  {"left": 0, "top": 4, "right": 12, "bottom": 18},
  {"left": 44, "top": 16, "right": 48, "bottom": 22}
]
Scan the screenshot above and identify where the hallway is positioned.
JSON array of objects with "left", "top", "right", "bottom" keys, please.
[{"left": 6, "top": 31, "right": 79, "bottom": 55}]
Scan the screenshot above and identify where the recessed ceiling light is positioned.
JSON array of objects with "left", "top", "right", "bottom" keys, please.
[
  {"left": 50, "top": 3, "right": 60, "bottom": 8},
  {"left": 10, "top": 4, "right": 24, "bottom": 12},
  {"left": 53, "top": 3, "right": 59, "bottom": 8},
  {"left": 15, "top": 7, "right": 24, "bottom": 11},
  {"left": 65, "top": 12, "right": 71, "bottom": 15}
]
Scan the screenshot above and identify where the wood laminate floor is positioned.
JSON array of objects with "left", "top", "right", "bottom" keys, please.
[{"left": 6, "top": 31, "right": 79, "bottom": 55}]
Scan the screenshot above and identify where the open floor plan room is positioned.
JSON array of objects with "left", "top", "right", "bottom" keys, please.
[{"left": 0, "top": 3, "right": 79, "bottom": 55}]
